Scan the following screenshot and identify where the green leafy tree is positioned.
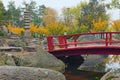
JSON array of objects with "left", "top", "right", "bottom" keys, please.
[
  {"left": 62, "top": 2, "right": 87, "bottom": 26},
  {"left": 109, "top": 0, "right": 120, "bottom": 9},
  {"left": 78, "top": 0, "right": 109, "bottom": 31},
  {"left": 7, "top": 1, "right": 22, "bottom": 27},
  {"left": 62, "top": 2, "right": 88, "bottom": 34}
]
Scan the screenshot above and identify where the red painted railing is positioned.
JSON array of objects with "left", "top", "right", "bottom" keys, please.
[{"left": 47, "top": 32, "right": 120, "bottom": 52}]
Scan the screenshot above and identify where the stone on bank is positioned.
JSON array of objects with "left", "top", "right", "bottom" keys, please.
[{"left": 0, "top": 66, "right": 66, "bottom": 80}]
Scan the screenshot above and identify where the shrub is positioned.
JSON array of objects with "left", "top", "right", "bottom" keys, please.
[{"left": 0, "top": 30, "right": 4, "bottom": 36}]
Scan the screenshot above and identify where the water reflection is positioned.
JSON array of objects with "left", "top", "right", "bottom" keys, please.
[
  {"left": 63, "top": 55, "right": 120, "bottom": 80},
  {"left": 64, "top": 70, "right": 105, "bottom": 80}
]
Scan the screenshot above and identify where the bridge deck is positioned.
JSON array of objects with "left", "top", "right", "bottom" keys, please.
[{"left": 47, "top": 32, "right": 120, "bottom": 56}]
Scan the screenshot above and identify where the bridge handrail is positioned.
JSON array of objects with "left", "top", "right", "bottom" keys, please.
[
  {"left": 47, "top": 32, "right": 120, "bottom": 37},
  {"left": 47, "top": 32, "right": 120, "bottom": 52}
]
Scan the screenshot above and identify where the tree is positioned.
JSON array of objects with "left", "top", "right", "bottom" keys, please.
[
  {"left": 62, "top": 2, "right": 89, "bottom": 34},
  {"left": 110, "top": 20, "right": 120, "bottom": 31},
  {"left": 7, "top": 1, "right": 22, "bottom": 27},
  {"left": 78, "top": 0, "right": 109, "bottom": 31},
  {"left": 62, "top": 2, "right": 87, "bottom": 27},
  {"left": 43, "top": 7, "right": 57, "bottom": 25},
  {"left": 109, "top": 0, "right": 120, "bottom": 9},
  {"left": 91, "top": 19, "right": 108, "bottom": 32},
  {"left": 43, "top": 8, "right": 67, "bottom": 35},
  {"left": 0, "top": 0, "right": 8, "bottom": 26}
]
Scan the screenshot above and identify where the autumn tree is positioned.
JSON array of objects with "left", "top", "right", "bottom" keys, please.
[
  {"left": 43, "top": 7, "right": 57, "bottom": 25},
  {"left": 109, "top": 20, "right": 120, "bottom": 31},
  {"left": 29, "top": 23, "right": 49, "bottom": 38},
  {"left": 91, "top": 19, "right": 108, "bottom": 32},
  {"left": 43, "top": 8, "right": 67, "bottom": 35}
]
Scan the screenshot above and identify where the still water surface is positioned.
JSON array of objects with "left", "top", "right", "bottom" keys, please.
[
  {"left": 64, "top": 70, "right": 105, "bottom": 80},
  {"left": 63, "top": 55, "right": 120, "bottom": 80}
]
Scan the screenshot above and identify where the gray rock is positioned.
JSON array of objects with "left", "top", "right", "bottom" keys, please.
[
  {"left": 18, "top": 48, "right": 65, "bottom": 73},
  {"left": 2, "top": 26, "right": 8, "bottom": 33},
  {"left": 0, "top": 47, "right": 65, "bottom": 73},
  {"left": 79, "top": 55, "right": 108, "bottom": 72},
  {"left": 0, "top": 66, "right": 66, "bottom": 80}
]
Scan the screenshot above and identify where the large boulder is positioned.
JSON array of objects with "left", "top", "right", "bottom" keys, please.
[
  {"left": 0, "top": 66, "right": 66, "bottom": 80},
  {"left": 0, "top": 48, "right": 65, "bottom": 73},
  {"left": 17, "top": 48, "right": 65, "bottom": 73},
  {"left": 79, "top": 55, "right": 108, "bottom": 72}
]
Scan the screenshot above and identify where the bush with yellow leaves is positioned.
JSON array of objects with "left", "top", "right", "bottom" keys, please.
[
  {"left": 37, "top": 27, "right": 49, "bottom": 35},
  {"left": 110, "top": 20, "right": 120, "bottom": 31},
  {"left": 91, "top": 19, "right": 108, "bottom": 32},
  {"left": 7, "top": 23, "right": 24, "bottom": 35}
]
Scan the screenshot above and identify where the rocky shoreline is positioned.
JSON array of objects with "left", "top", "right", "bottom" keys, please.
[{"left": 0, "top": 66, "right": 66, "bottom": 80}]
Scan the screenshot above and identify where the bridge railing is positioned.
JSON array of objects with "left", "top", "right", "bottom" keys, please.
[{"left": 47, "top": 32, "right": 120, "bottom": 52}]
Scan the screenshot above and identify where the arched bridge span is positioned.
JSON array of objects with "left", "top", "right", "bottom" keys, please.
[{"left": 47, "top": 32, "right": 120, "bottom": 57}]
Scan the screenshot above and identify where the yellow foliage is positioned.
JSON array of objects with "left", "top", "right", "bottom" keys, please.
[
  {"left": 106, "top": 26, "right": 114, "bottom": 32},
  {"left": 7, "top": 23, "right": 24, "bottom": 35},
  {"left": 37, "top": 27, "right": 49, "bottom": 35},
  {"left": 29, "top": 24, "right": 37, "bottom": 33},
  {"left": 7, "top": 22, "right": 69, "bottom": 36},
  {"left": 45, "top": 21, "right": 67, "bottom": 35},
  {"left": 63, "top": 26, "right": 69, "bottom": 32},
  {"left": 110, "top": 20, "right": 120, "bottom": 31},
  {"left": 91, "top": 19, "right": 108, "bottom": 32},
  {"left": 103, "top": 55, "right": 120, "bottom": 64}
]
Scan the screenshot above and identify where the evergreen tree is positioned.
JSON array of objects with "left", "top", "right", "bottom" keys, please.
[
  {"left": 7, "top": 1, "right": 22, "bottom": 27},
  {"left": 0, "top": 0, "right": 7, "bottom": 26}
]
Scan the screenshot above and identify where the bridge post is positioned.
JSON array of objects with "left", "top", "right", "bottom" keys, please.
[
  {"left": 47, "top": 36, "right": 54, "bottom": 51},
  {"left": 106, "top": 33, "right": 108, "bottom": 46},
  {"left": 58, "top": 36, "right": 65, "bottom": 48},
  {"left": 64, "top": 36, "right": 68, "bottom": 49},
  {"left": 73, "top": 35, "right": 77, "bottom": 47},
  {"left": 109, "top": 33, "right": 112, "bottom": 45}
]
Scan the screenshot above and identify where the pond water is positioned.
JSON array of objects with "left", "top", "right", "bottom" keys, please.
[
  {"left": 63, "top": 55, "right": 120, "bottom": 80},
  {"left": 64, "top": 70, "right": 105, "bottom": 80}
]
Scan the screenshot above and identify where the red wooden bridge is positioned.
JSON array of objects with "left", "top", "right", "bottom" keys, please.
[{"left": 47, "top": 32, "right": 120, "bottom": 57}]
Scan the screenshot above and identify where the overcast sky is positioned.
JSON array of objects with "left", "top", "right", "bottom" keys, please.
[
  {"left": 3, "top": 0, "right": 83, "bottom": 13},
  {"left": 2, "top": 0, "right": 120, "bottom": 20}
]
